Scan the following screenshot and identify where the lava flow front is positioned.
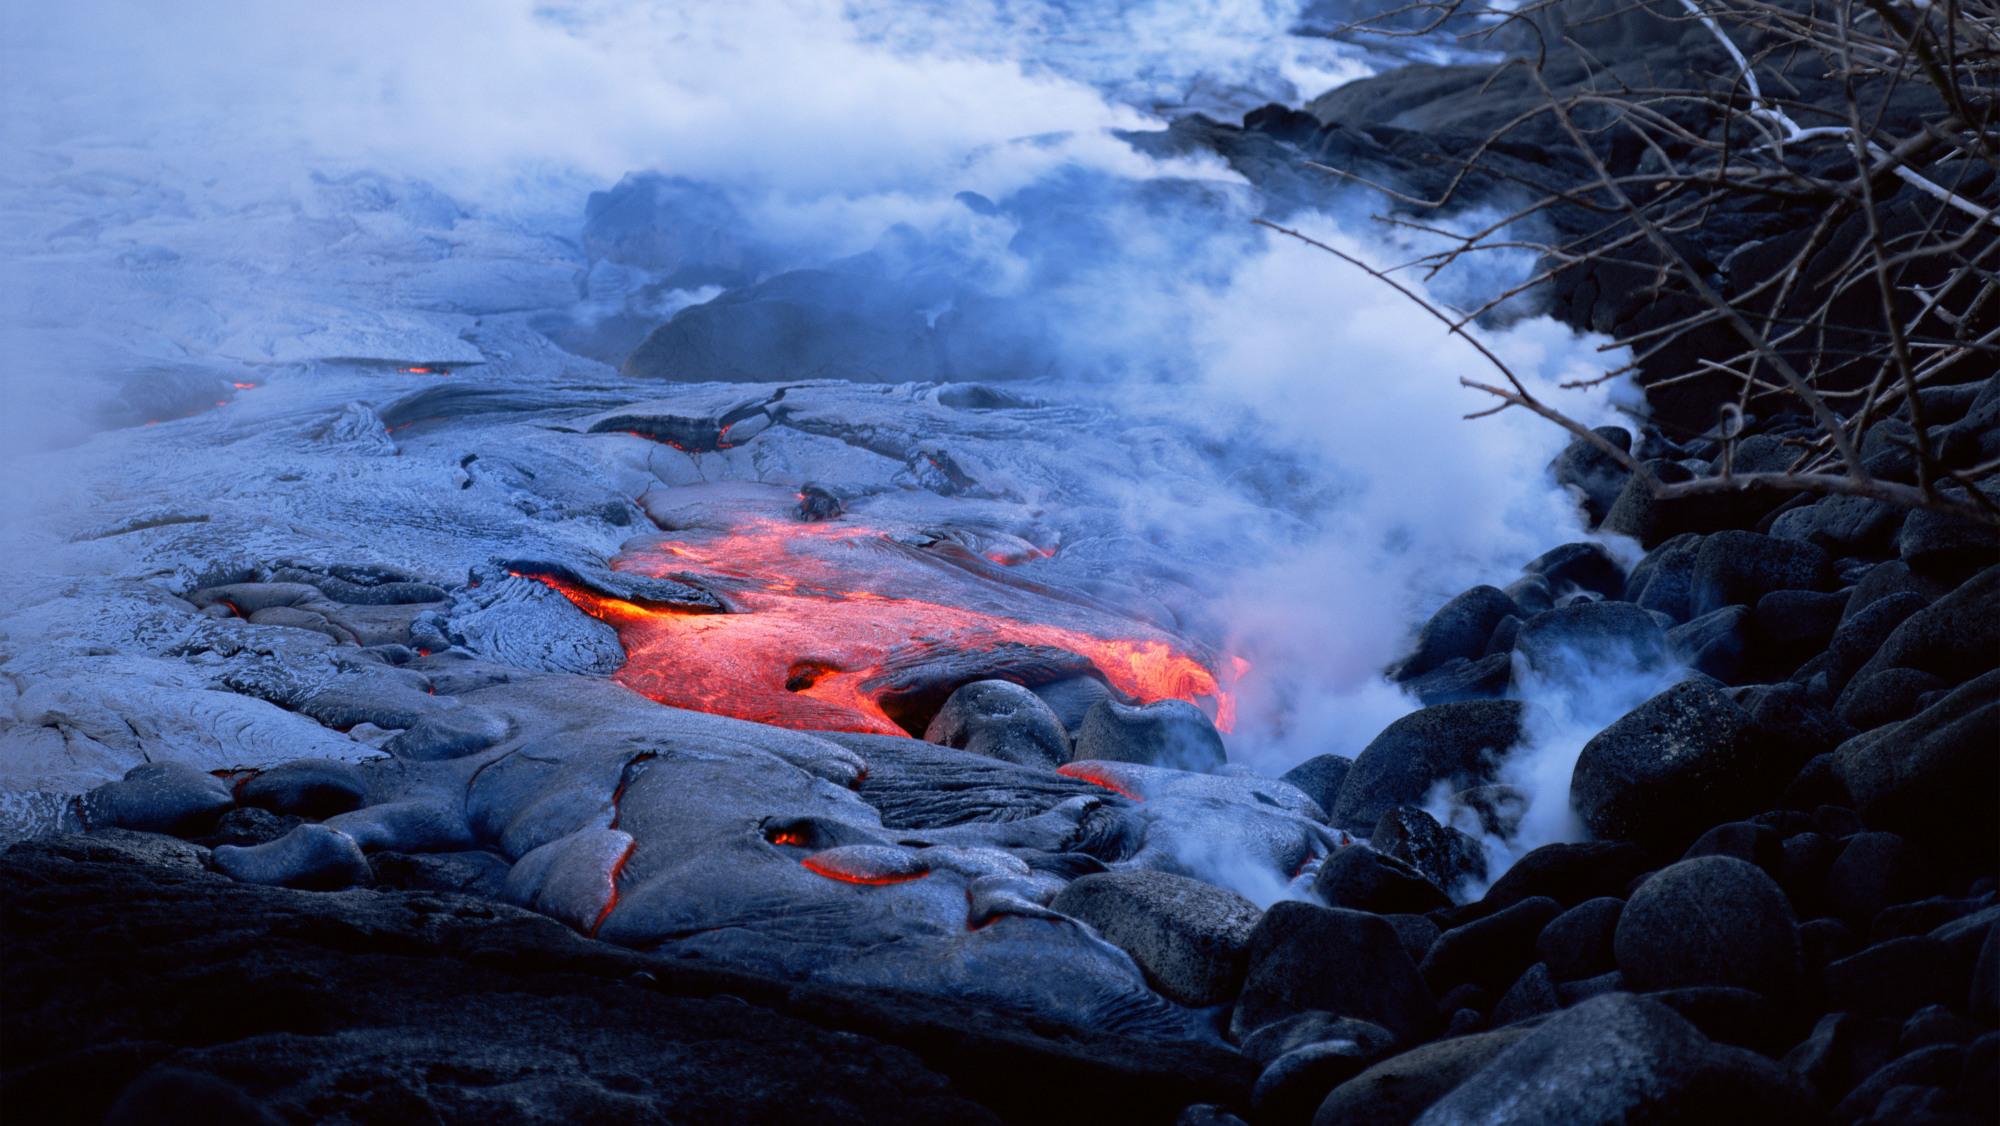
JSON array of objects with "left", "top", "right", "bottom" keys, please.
[{"left": 532, "top": 516, "right": 1240, "bottom": 736}]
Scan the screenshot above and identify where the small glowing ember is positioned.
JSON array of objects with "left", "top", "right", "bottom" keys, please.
[
  {"left": 531, "top": 517, "right": 1242, "bottom": 736},
  {"left": 232, "top": 382, "right": 258, "bottom": 390}
]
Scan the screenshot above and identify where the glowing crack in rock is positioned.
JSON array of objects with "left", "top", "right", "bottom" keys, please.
[{"left": 531, "top": 517, "right": 1241, "bottom": 736}]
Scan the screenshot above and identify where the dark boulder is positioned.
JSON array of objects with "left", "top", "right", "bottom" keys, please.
[
  {"left": 1770, "top": 494, "right": 1905, "bottom": 557},
  {"left": 1447, "top": 784, "right": 1528, "bottom": 839},
  {"left": 1030, "top": 676, "right": 1115, "bottom": 735},
  {"left": 1372, "top": 806, "right": 1486, "bottom": 894},
  {"left": 1550, "top": 427, "right": 1633, "bottom": 526},
  {"left": 1668, "top": 605, "right": 1752, "bottom": 682},
  {"left": 1396, "top": 586, "right": 1519, "bottom": 680},
  {"left": 1825, "top": 590, "right": 1928, "bottom": 693},
  {"left": 1830, "top": 668, "right": 2000, "bottom": 849},
  {"left": 1570, "top": 680, "right": 1767, "bottom": 847},
  {"left": 1402, "top": 653, "right": 1512, "bottom": 706},
  {"left": 1232, "top": 902, "right": 1438, "bottom": 1043},
  {"left": 1836, "top": 666, "right": 1946, "bottom": 730},
  {"left": 1513, "top": 601, "right": 1670, "bottom": 688},
  {"left": 924, "top": 680, "right": 1071, "bottom": 770},
  {"left": 1241, "top": 1012, "right": 1397, "bottom": 1068},
  {"left": 1643, "top": 986, "right": 1792, "bottom": 1058},
  {"left": 1420, "top": 896, "right": 1563, "bottom": 995},
  {"left": 1281, "top": 755, "right": 1352, "bottom": 822},
  {"left": 1489, "top": 962, "right": 1561, "bottom": 1027},
  {"left": 1683, "top": 820, "right": 1783, "bottom": 876},
  {"left": 1897, "top": 484, "right": 2000, "bottom": 580},
  {"left": 1051, "top": 870, "right": 1261, "bottom": 1007},
  {"left": 1825, "top": 832, "right": 1931, "bottom": 924},
  {"left": 1536, "top": 896, "right": 1623, "bottom": 982},
  {"left": 1309, "top": 1027, "right": 1531, "bottom": 1126},
  {"left": 1411, "top": 994, "right": 1810, "bottom": 1124},
  {"left": 78, "top": 763, "right": 234, "bottom": 836},
  {"left": 1615, "top": 857, "right": 1802, "bottom": 995},
  {"left": 1477, "top": 841, "right": 1650, "bottom": 913},
  {"left": 1625, "top": 532, "right": 1703, "bottom": 620},
  {"left": 1602, "top": 462, "right": 1784, "bottom": 548},
  {"left": 1822, "top": 937, "right": 1964, "bottom": 1019},
  {"left": 1074, "top": 697, "right": 1227, "bottom": 774},
  {"left": 1523, "top": 541, "right": 1625, "bottom": 599},
  {"left": 1751, "top": 588, "right": 1848, "bottom": 676},
  {"left": 1690, "top": 531, "right": 1834, "bottom": 618},
  {"left": 1313, "top": 848, "right": 1452, "bottom": 916},
  {"left": 1251, "top": 1025, "right": 1399, "bottom": 1126},
  {"left": 1330, "top": 701, "right": 1522, "bottom": 833},
  {"left": 1842, "top": 564, "right": 2000, "bottom": 692}
]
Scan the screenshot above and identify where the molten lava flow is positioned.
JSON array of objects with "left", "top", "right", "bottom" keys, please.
[
  {"left": 801, "top": 855, "right": 930, "bottom": 886},
  {"left": 1057, "top": 762, "right": 1145, "bottom": 801},
  {"left": 531, "top": 517, "right": 1242, "bottom": 737}
]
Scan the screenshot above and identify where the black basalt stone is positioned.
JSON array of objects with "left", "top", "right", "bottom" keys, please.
[
  {"left": 1073, "top": 697, "right": 1226, "bottom": 774},
  {"left": 1401, "top": 653, "right": 1512, "bottom": 706},
  {"left": 1396, "top": 585, "right": 1519, "bottom": 681},
  {"left": 1690, "top": 530, "right": 1834, "bottom": 618},
  {"left": 1831, "top": 668, "right": 2000, "bottom": 850},
  {"left": 1615, "top": 856, "right": 1802, "bottom": 995},
  {"left": 1550, "top": 428, "right": 1633, "bottom": 526},
  {"left": 1570, "top": 679, "right": 1766, "bottom": 847},
  {"left": 1420, "top": 896, "right": 1562, "bottom": 995},
  {"left": 1309, "top": 1026, "right": 1531, "bottom": 1126},
  {"left": 1280, "top": 755, "right": 1352, "bottom": 823},
  {"left": 1410, "top": 994, "right": 1811, "bottom": 1124},
  {"left": 1371, "top": 806, "right": 1485, "bottom": 894},
  {"left": 1476, "top": 840, "right": 1650, "bottom": 914},
  {"left": 1822, "top": 937, "right": 1964, "bottom": 1019},
  {"left": 1513, "top": 601, "right": 1670, "bottom": 687},
  {"left": 1232, "top": 902, "right": 1437, "bottom": 1043},
  {"left": 1312, "top": 847, "right": 1451, "bottom": 916},
  {"left": 1536, "top": 896, "right": 1623, "bottom": 982},
  {"left": 1625, "top": 532, "right": 1703, "bottom": 620},
  {"left": 1330, "top": 700, "right": 1522, "bottom": 833},
  {"left": 1667, "top": 604, "right": 1752, "bottom": 682},
  {"left": 924, "top": 679, "right": 1071, "bottom": 770},
  {"left": 1523, "top": 541, "right": 1626, "bottom": 599},
  {"left": 1825, "top": 831, "right": 1931, "bottom": 924}
]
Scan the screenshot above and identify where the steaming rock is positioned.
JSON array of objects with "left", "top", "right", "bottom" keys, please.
[
  {"left": 1394, "top": 585, "right": 1517, "bottom": 680},
  {"left": 1232, "top": 902, "right": 1438, "bottom": 1043},
  {"left": 1312, "top": 847, "right": 1451, "bottom": 915},
  {"left": 1420, "top": 896, "right": 1562, "bottom": 995},
  {"left": 1535, "top": 896, "right": 1622, "bottom": 982},
  {"left": 1615, "top": 856, "right": 1801, "bottom": 994},
  {"left": 1446, "top": 784, "right": 1528, "bottom": 839},
  {"left": 1690, "top": 530, "right": 1835, "bottom": 617},
  {"left": 1371, "top": 806, "right": 1484, "bottom": 893},
  {"left": 1280, "top": 755, "right": 1352, "bottom": 823},
  {"left": 1550, "top": 426, "right": 1632, "bottom": 526},
  {"left": 1401, "top": 653, "right": 1512, "bottom": 706},
  {"left": 1310, "top": 1026, "right": 1532, "bottom": 1126},
  {"left": 1330, "top": 700, "right": 1523, "bottom": 833},
  {"left": 1049, "top": 870, "right": 1260, "bottom": 1007},
  {"left": 1411, "top": 994, "right": 1810, "bottom": 1125},
  {"left": 1073, "top": 698, "right": 1227, "bottom": 774},
  {"left": 1511, "top": 600, "right": 1669, "bottom": 687},
  {"left": 924, "top": 680, "right": 1071, "bottom": 770},
  {"left": 1523, "top": 541, "right": 1624, "bottom": 600},
  {"left": 1569, "top": 679, "right": 1766, "bottom": 847},
  {"left": 795, "top": 482, "right": 844, "bottom": 522}
]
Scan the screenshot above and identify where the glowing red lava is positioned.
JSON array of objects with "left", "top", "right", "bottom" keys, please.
[
  {"left": 801, "top": 856, "right": 931, "bottom": 886},
  {"left": 1057, "top": 762, "right": 1146, "bottom": 801},
  {"left": 532, "top": 517, "right": 1241, "bottom": 736}
]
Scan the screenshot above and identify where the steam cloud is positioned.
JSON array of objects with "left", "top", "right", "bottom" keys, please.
[{"left": 3, "top": 0, "right": 1638, "bottom": 847}]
